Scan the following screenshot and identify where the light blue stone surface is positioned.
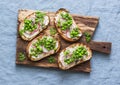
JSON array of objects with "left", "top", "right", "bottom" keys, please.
[{"left": 0, "top": 0, "right": 119, "bottom": 85}]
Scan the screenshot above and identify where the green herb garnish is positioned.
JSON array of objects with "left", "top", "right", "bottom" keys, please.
[
  {"left": 48, "top": 56, "right": 56, "bottom": 63},
  {"left": 63, "top": 50, "right": 70, "bottom": 56},
  {"left": 64, "top": 46, "right": 88, "bottom": 64},
  {"left": 35, "top": 11, "right": 45, "bottom": 26},
  {"left": 57, "top": 19, "right": 61, "bottom": 27},
  {"left": 18, "top": 52, "right": 26, "bottom": 61},
  {"left": 84, "top": 32, "right": 91, "bottom": 43},
  {"left": 50, "top": 28, "right": 57, "bottom": 35},
  {"left": 19, "top": 30, "right": 25, "bottom": 36}
]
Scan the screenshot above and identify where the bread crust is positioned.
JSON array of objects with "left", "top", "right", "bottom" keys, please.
[
  {"left": 54, "top": 8, "right": 82, "bottom": 42},
  {"left": 18, "top": 12, "right": 50, "bottom": 41},
  {"left": 58, "top": 43, "right": 92, "bottom": 70}
]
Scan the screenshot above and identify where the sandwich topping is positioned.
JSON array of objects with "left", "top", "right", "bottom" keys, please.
[
  {"left": 19, "top": 11, "right": 49, "bottom": 39},
  {"left": 29, "top": 36, "right": 58, "bottom": 57},
  {"left": 59, "top": 13, "right": 73, "bottom": 30},
  {"left": 59, "top": 44, "right": 91, "bottom": 68},
  {"left": 70, "top": 27, "right": 79, "bottom": 38},
  {"left": 55, "top": 11, "right": 82, "bottom": 39},
  {"left": 64, "top": 46, "right": 88, "bottom": 64}
]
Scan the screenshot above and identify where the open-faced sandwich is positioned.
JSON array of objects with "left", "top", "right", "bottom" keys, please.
[
  {"left": 54, "top": 8, "right": 82, "bottom": 42},
  {"left": 19, "top": 11, "right": 50, "bottom": 41},
  {"left": 27, "top": 31, "right": 60, "bottom": 61},
  {"left": 58, "top": 43, "right": 92, "bottom": 70}
]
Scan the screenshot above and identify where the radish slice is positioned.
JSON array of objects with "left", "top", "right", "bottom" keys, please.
[
  {"left": 42, "top": 46, "right": 48, "bottom": 53},
  {"left": 66, "top": 30, "right": 71, "bottom": 38}
]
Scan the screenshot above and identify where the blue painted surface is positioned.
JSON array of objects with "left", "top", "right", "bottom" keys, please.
[{"left": 0, "top": 0, "right": 119, "bottom": 85}]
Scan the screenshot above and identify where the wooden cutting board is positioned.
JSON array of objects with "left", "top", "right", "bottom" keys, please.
[{"left": 16, "top": 9, "right": 111, "bottom": 72}]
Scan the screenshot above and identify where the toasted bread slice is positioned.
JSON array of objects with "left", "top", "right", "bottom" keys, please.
[
  {"left": 54, "top": 8, "right": 82, "bottom": 42},
  {"left": 58, "top": 43, "right": 92, "bottom": 70},
  {"left": 19, "top": 11, "right": 50, "bottom": 41},
  {"left": 26, "top": 30, "right": 60, "bottom": 61}
]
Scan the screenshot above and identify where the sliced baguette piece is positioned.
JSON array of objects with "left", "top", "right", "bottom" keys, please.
[
  {"left": 58, "top": 43, "right": 92, "bottom": 70},
  {"left": 54, "top": 8, "right": 82, "bottom": 42},
  {"left": 26, "top": 31, "right": 60, "bottom": 61},
  {"left": 19, "top": 11, "right": 50, "bottom": 41}
]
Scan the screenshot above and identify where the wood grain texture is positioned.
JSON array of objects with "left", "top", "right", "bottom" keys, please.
[{"left": 16, "top": 9, "right": 100, "bottom": 72}]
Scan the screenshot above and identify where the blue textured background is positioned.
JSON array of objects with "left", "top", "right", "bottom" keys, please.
[{"left": 0, "top": 0, "right": 119, "bottom": 85}]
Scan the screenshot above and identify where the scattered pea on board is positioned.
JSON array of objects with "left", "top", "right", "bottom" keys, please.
[
  {"left": 84, "top": 32, "right": 91, "bottom": 43},
  {"left": 18, "top": 52, "right": 26, "bottom": 61},
  {"left": 48, "top": 56, "right": 56, "bottom": 63},
  {"left": 50, "top": 28, "right": 57, "bottom": 35}
]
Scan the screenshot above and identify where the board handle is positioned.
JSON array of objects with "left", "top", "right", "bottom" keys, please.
[{"left": 88, "top": 41, "right": 112, "bottom": 54}]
